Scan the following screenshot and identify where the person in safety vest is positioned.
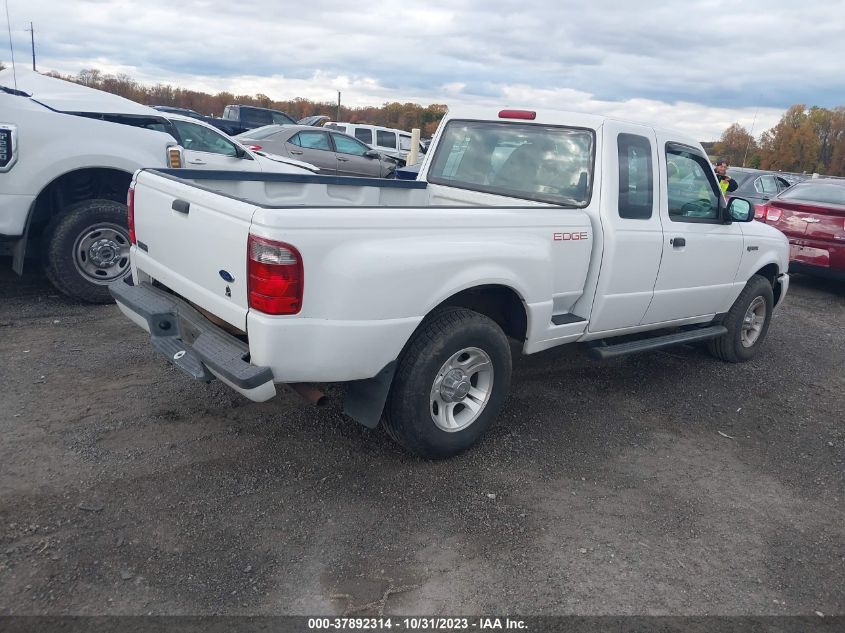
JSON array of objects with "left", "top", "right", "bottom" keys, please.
[{"left": 714, "top": 159, "right": 738, "bottom": 194}]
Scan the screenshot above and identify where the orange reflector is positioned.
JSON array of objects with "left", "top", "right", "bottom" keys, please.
[
  {"left": 498, "top": 109, "right": 536, "bottom": 120},
  {"left": 168, "top": 147, "right": 183, "bottom": 168}
]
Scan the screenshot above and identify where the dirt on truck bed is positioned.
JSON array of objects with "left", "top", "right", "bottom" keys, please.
[{"left": 0, "top": 263, "right": 843, "bottom": 617}]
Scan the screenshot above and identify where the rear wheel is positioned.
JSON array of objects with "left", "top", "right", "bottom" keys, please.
[
  {"left": 384, "top": 308, "right": 512, "bottom": 459},
  {"left": 42, "top": 199, "right": 131, "bottom": 303},
  {"left": 707, "top": 274, "right": 774, "bottom": 363}
]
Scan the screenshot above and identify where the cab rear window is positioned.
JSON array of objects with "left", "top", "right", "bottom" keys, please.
[{"left": 427, "top": 120, "right": 594, "bottom": 207}]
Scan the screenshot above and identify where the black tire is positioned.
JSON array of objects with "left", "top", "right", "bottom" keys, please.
[
  {"left": 707, "top": 274, "right": 774, "bottom": 363},
  {"left": 42, "top": 199, "right": 130, "bottom": 304},
  {"left": 384, "top": 308, "right": 512, "bottom": 459}
]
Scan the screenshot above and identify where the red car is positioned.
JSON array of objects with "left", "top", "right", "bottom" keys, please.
[{"left": 757, "top": 179, "right": 845, "bottom": 280}]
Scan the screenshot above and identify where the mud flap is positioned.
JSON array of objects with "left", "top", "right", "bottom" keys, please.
[{"left": 343, "top": 361, "right": 397, "bottom": 429}]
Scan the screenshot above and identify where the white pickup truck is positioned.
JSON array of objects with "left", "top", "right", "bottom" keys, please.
[
  {"left": 1, "top": 69, "right": 315, "bottom": 302},
  {"left": 111, "top": 107, "right": 790, "bottom": 458}
]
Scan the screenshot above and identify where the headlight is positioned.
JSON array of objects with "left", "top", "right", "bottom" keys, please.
[{"left": 0, "top": 124, "right": 18, "bottom": 172}]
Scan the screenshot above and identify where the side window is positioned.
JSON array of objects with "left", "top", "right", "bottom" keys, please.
[
  {"left": 172, "top": 120, "right": 238, "bottom": 157},
  {"left": 289, "top": 131, "right": 331, "bottom": 151},
  {"left": 759, "top": 175, "right": 778, "bottom": 194},
  {"left": 376, "top": 130, "right": 397, "bottom": 149},
  {"left": 332, "top": 133, "right": 369, "bottom": 156},
  {"left": 665, "top": 144, "right": 720, "bottom": 222},
  {"left": 399, "top": 135, "right": 412, "bottom": 151},
  {"left": 222, "top": 106, "right": 236, "bottom": 121},
  {"left": 243, "top": 109, "right": 271, "bottom": 127},
  {"left": 775, "top": 177, "right": 791, "bottom": 191},
  {"left": 617, "top": 133, "right": 653, "bottom": 219},
  {"left": 753, "top": 177, "right": 765, "bottom": 193},
  {"left": 354, "top": 128, "right": 373, "bottom": 144}
]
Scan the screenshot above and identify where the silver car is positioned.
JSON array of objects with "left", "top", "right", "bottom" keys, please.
[{"left": 234, "top": 125, "right": 396, "bottom": 178}]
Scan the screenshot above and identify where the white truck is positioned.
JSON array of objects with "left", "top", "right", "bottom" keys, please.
[
  {"left": 111, "top": 107, "right": 790, "bottom": 458},
  {"left": 0, "top": 69, "right": 315, "bottom": 302}
]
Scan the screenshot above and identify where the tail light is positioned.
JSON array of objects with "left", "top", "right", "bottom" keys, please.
[
  {"left": 167, "top": 146, "right": 183, "bottom": 168},
  {"left": 247, "top": 235, "right": 303, "bottom": 315},
  {"left": 754, "top": 204, "right": 767, "bottom": 220},
  {"left": 127, "top": 186, "right": 136, "bottom": 245},
  {"left": 765, "top": 206, "right": 783, "bottom": 222},
  {"left": 248, "top": 144, "right": 262, "bottom": 151}
]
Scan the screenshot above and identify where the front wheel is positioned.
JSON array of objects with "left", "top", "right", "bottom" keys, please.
[
  {"left": 707, "top": 274, "right": 774, "bottom": 363},
  {"left": 42, "top": 199, "right": 131, "bottom": 303},
  {"left": 384, "top": 308, "right": 512, "bottom": 459}
]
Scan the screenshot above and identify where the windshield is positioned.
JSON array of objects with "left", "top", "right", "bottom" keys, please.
[{"left": 427, "top": 120, "right": 595, "bottom": 207}]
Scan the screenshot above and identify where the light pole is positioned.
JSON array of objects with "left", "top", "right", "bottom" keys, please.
[
  {"left": 25, "top": 21, "right": 34, "bottom": 71},
  {"left": 337, "top": 91, "right": 341, "bottom": 122}
]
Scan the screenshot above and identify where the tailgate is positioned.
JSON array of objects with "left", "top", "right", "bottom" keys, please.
[{"left": 131, "top": 170, "right": 258, "bottom": 330}]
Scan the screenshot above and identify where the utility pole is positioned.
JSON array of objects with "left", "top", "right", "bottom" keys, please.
[
  {"left": 742, "top": 102, "right": 760, "bottom": 168},
  {"left": 25, "top": 21, "right": 34, "bottom": 70},
  {"left": 337, "top": 91, "right": 341, "bottom": 122}
]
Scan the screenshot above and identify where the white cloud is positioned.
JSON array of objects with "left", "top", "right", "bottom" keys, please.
[{"left": 2, "top": 0, "right": 842, "bottom": 139}]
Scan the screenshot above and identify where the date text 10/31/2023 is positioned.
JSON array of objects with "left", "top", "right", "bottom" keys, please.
[{"left": 307, "top": 617, "right": 528, "bottom": 630}]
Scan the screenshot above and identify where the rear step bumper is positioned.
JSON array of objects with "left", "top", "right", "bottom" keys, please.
[
  {"left": 109, "top": 280, "right": 276, "bottom": 402},
  {"left": 587, "top": 325, "right": 728, "bottom": 360}
]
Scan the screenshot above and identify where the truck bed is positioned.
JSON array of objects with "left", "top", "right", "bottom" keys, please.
[{"left": 147, "top": 169, "right": 430, "bottom": 209}]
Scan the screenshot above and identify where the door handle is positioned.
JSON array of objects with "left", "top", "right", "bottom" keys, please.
[
  {"left": 670, "top": 237, "right": 686, "bottom": 248},
  {"left": 171, "top": 199, "right": 190, "bottom": 215},
  {"left": 186, "top": 159, "right": 206, "bottom": 165},
  {"left": 337, "top": 157, "right": 349, "bottom": 162},
  {"left": 289, "top": 150, "right": 303, "bottom": 155}
]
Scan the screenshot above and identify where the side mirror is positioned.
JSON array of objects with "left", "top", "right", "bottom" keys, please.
[
  {"left": 364, "top": 149, "right": 381, "bottom": 159},
  {"left": 727, "top": 197, "right": 755, "bottom": 223}
]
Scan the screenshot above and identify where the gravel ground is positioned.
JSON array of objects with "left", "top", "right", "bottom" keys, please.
[{"left": 0, "top": 262, "right": 843, "bottom": 616}]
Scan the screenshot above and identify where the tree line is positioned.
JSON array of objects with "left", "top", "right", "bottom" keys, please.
[
  {"left": 713, "top": 105, "right": 845, "bottom": 176},
  {"left": 5, "top": 64, "right": 842, "bottom": 174},
  {"left": 39, "top": 68, "right": 449, "bottom": 137}
]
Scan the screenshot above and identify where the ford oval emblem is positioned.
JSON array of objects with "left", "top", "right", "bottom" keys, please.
[{"left": 219, "top": 270, "right": 235, "bottom": 283}]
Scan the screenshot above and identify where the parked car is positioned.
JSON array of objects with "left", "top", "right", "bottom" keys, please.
[
  {"left": 235, "top": 124, "right": 396, "bottom": 178},
  {"left": 222, "top": 105, "right": 297, "bottom": 132},
  {"left": 162, "top": 114, "right": 318, "bottom": 174},
  {"left": 758, "top": 178, "right": 845, "bottom": 280},
  {"left": 112, "top": 107, "right": 788, "bottom": 458},
  {"left": 323, "top": 122, "right": 425, "bottom": 163},
  {"left": 725, "top": 167, "right": 795, "bottom": 213}
]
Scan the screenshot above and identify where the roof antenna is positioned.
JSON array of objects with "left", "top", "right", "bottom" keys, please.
[{"left": 3, "top": 0, "right": 17, "bottom": 89}]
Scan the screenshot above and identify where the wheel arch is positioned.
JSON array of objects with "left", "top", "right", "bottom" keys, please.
[
  {"left": 428, "top": 283, "right": 529, "bottom": 343},
  {"left": 753, "top": 262, "right": 782, "bottom": 305},
  {"left": 29, "top": 167, "right": 133, "bottom": 238}
]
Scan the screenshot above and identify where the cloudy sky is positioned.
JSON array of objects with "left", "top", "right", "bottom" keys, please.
[{"left": 3, "top": 0, "right": 843, "bottom": 139}]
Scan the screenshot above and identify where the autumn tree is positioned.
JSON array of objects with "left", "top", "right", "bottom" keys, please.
[
  {"left": 713, "top": 123, "right": 757, "bottom": 167},
  {"left": 29, "top": 67, "right": 449, "bottom": 136},
  {"left": 759, "top": 105, "right": 821, "bottom": 173}
]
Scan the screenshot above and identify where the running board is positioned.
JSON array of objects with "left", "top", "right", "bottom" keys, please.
[{"left": 587, "top": 325, "right": 727, "bottom": 360}]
